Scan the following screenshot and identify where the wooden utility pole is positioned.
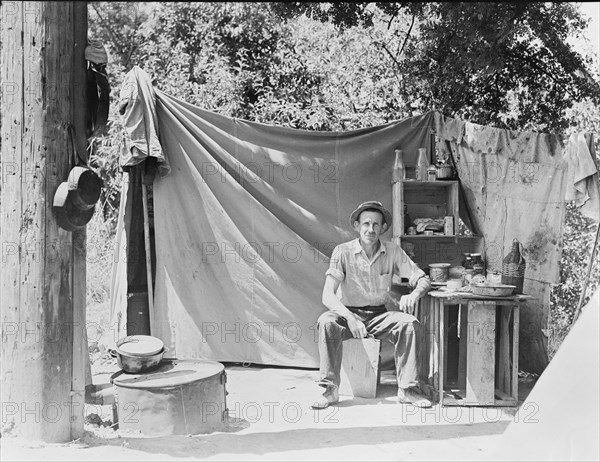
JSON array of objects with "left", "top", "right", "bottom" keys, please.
[{"left": 1, "top": 1, "right": 87, "bottom": 442}]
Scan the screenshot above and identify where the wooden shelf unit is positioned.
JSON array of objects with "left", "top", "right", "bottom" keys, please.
[
  {"left": 397, "top": 179, "right": 484, "bottom": 268},
  {"left": 401, "top": 180, "right": 459, "bottom": 232},
  {"left": 401, "top": 236, "right": 483, "bottom": 269}
]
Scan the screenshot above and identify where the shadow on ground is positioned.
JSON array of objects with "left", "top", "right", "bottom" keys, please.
[{"left": 80, "top": 419, "right": 510, "bottom": 459}]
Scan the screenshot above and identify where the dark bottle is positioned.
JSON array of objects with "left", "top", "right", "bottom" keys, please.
[
  {"left": 462, "top": 253, "right": 473, "bottom": 269},
  {"left": 502, "top": 239, "right": 526, "bottom": 294}
]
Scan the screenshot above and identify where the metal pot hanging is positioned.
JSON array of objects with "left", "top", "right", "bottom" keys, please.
[{"left": 52, "top": 128, "right": 104, "bottom": 232}]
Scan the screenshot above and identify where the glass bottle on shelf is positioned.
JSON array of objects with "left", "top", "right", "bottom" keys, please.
[
  {"left": 393, "top": 149, "right": 406, "bottom": 181},
  {"left": 416, "top": 148, "right": 428, "bottom": 181}
]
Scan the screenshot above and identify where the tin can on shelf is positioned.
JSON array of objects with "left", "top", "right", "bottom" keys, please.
[
  {"left": 464, "top": 268, "right": 474, "bottom": 284},
  {"left": 444, "top": 216, "right": 454, "bottom": 235},
  {"left": 487, "top": 270, "right": 502, "bottom": 284},
  {"left": 427, "top": 164, "right": 437, "bottom": 181},
  {"left": 429, "top": 263, "right": 451, "bottom": 282},
  {"left": 436, "top": 160, "right": 454, "bottom": 180},
  {"left": 471, "top": 253, "right": 484, "bottom": 276}
]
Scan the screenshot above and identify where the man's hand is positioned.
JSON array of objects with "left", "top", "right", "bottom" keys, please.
[
  {"left": 398, "top": 292, "right": 419, "bottom": 313},
  {"left": 347, "top": 315, "right": 367, "bottom": 338}
]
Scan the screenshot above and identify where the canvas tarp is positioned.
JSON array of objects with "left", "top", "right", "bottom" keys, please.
[
  {"left": 110, "top": 67, "right": 599, "bottom": 371},
  {"left": 435, "top": 114, "right": 599, "bottom": 371}
]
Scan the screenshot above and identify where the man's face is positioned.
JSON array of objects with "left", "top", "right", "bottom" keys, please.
[{"left": 354, "top": 210, "right": 385, "bottom": 245}]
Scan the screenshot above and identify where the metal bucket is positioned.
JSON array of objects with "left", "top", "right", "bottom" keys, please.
[{"left": 111, "top": 359, "right": 228, "bottom": 436}]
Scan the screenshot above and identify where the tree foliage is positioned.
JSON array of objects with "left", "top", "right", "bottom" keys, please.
[
  {"left": 276, "top": 2, "right": 600, "bottom": 131},
  {"left": 89, "top": 2, "right": 599, "bottom": 132}
]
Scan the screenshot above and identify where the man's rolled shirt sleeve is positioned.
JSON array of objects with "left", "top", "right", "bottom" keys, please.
[
  {"left": 395, "top": 246, "right": 427, "bottom": 287},
  {"left": 325, "top": 245, "right": 345, "bottom": 281}
]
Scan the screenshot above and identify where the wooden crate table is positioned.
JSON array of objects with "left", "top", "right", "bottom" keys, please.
[{"left": 424, "top": 290, "right": 533, "bottom": 407}]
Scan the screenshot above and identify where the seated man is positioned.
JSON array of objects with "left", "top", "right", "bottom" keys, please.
[{"left": 312, "top": 200, "right": 432, "bottom": 409}]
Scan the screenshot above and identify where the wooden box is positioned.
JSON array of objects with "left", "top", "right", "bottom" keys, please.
[{"left": 340, "top": 338, "right": 381, "bottom": 398}]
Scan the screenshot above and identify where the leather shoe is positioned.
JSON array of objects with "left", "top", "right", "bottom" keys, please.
[
  {"left": 397, "top": 387, "right": 432, "bottom": 408},
  {"left": 311, "top": 384, "right": 339, "bottom": 409}
]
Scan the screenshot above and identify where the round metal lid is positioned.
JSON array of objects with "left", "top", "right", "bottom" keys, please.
[
  {"left": 111, "top": 359, "right": 225, "bottom": 389},
  {"left": 116, "top": 335, "right": 164, "bottom": 357}
]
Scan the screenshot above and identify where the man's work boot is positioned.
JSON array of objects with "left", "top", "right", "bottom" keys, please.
[{"left": 311, "top": 384, "right": 339, "bottom": 409}]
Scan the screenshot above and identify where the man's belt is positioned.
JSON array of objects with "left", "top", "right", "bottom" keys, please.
[{"left": 347, "top": 305, "right": 386, "bottom": 313}]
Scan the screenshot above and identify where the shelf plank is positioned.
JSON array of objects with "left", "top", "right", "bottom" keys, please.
[
  {"left": 429, "top": 291, "right": 533, "bottom": 303},
  {"left": 403, "top": 180, "right": 458, "bottom": 187}
]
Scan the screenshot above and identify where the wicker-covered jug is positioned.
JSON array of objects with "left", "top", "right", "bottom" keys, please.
[{"left": 502, "top": 239, "right": 526, "bottom": 294}]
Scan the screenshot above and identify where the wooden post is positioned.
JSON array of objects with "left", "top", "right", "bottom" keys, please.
[
  {"left": 1, "top": 1, "right": 87, "bottom": 442},
  {"left": 141, "top": 183, "right": 155, "bottom": 334},
  {"left": 70, "top": 1, "right": 88, "bottom": 439}
]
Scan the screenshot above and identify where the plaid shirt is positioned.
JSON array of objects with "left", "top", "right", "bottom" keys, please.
[{"left": 326, "top": 238, "right": 426, "bottom": 307}]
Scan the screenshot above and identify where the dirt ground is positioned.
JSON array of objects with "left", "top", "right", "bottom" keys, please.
[{"left": 2, "top": 360, "right": 537, "bottom": 462}]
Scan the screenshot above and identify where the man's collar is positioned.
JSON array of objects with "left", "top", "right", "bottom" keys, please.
[{"left": 353, "top": 238, "right": 387, "bottom": 255}]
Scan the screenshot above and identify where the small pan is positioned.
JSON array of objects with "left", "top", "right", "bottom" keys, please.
[
  {"left": 53, "top": 182, "right": 95, "bottom": 231},
  {"left": 67, "top": 166, "right": 103, "bottom": 210}
]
